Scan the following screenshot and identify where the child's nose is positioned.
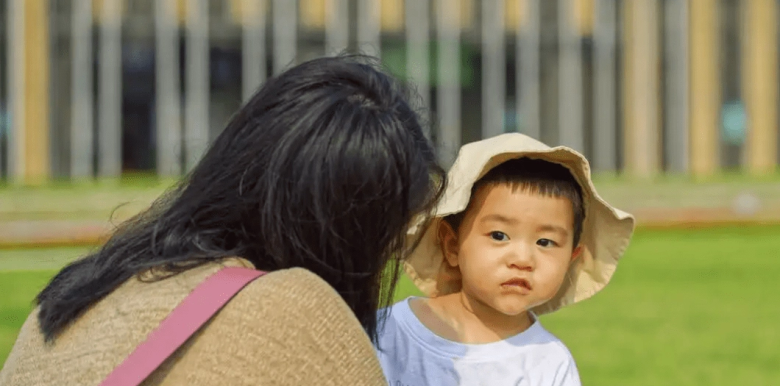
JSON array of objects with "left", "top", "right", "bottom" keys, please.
[{"left": 507, "top": 244, "right": 535, "bottom": 271}]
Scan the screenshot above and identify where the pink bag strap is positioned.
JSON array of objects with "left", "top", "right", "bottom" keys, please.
[{"left": 99, "top": 267, "right": 266, "bottom": 386}]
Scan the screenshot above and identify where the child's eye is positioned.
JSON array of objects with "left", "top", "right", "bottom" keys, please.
[
  {"left": 537, "top": 239, "right": 558, "bottom": 248},
  {"left": 490, "top": 231, "right": 509, "bottom": 241}
]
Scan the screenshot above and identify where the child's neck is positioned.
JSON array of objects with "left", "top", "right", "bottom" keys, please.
[{"left": 412, "top": 293, "right": 534, "bottom": 344}]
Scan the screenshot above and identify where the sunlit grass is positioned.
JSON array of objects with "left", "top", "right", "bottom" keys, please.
[{"left": 1, "top": 226, "right": 779, "bottom": 384}]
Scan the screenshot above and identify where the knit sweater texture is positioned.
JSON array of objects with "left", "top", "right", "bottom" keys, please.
[{"left": 0, "top": 258, "right": 387, "bottom": 385}]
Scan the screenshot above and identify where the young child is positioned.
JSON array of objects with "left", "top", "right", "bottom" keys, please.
[{"left": 376, "top": 133, "right": 635, "bottom": 385}]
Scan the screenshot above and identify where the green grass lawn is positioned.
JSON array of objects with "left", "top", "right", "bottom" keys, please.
[
  {"left": 2, "top": 226, "right": 779, "bottom": 384},
  {"left": 0, "top": 270, "right": 58, "bottom": 367}
]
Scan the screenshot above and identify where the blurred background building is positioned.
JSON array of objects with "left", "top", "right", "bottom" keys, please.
[{"left": 0, "top": 0, "right": 777, "bottom": 184}]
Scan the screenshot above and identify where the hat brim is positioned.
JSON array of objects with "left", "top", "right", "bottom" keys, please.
[{"left": 404, "top": 133, "right": 635, "bottom": 315}]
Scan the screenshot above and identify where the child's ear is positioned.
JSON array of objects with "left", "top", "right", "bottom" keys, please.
[
  {"left": 438, "top": 220, "right": 460, "bottom": 267},
  {"left": 571, "top": 245, "right": 583, "bottom": 262}
]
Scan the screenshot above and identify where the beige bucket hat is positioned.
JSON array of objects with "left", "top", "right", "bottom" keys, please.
[{"left": 405, "top": 133, "right": 635, "bottom": 315}]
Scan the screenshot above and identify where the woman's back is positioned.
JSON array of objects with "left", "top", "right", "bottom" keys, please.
[
  {"left": 0, "top": 258, "right": 386, "bottom": 385},
  {"left": 2, "top": 55, "right": 443, "bottom": 385}
]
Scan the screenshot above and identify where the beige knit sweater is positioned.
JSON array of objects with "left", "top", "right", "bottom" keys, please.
[{"left": 0, "top": 258, "right": 388, "bottom": 385}]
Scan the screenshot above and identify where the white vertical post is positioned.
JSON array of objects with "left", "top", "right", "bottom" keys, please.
[
  {"left": 98, "top": 0, "right": 123, "bottom": 178},
  {"left": 242, "top": 0, "right": 267, "bottom": 101},
  {"left": 325, "top": 0, "right": 349, "bottom": 55},
  {"left": 482, "top": 0, "right": 505, "bottom": 139},
  {"left": 624, "top": 0, "right": 662, "bottom": 177},
  {"left": 155, "top": 0, "right": 182, "bottom": 177},
  {"left": 664, "top": 0, "right": 688, "bottom": 173},
  {"left": 358, "top": 0, "right": 381, "bottom": 58},
  {"left": 272, "top": 0, "right": 297, "bottom": 74},
  {"left": 406, "top": 0, "right": 430, "bottom": 136},
  {"left": 185, "top": 0, "right": 210, "bottom": 170},
  {"left": 558, "top": 0, "right": 584, "bottom": 151},
  {"left": 437, "top": 0, "right": 461, "bottom": 166},
  {"left": 593, "top": 0, "right": 617, "bottom": 171},
  {"left": 518, "top": 0, "right": 540, "bottom": 139},
  {"left": 71, "top": 0, "right": 94, "bottom": 179},
  {"left": 7, "top": 0, "right": 25, "bottom": 182},
  {"left": 742, "top": 0, "right": 778, "bottom": 174}
]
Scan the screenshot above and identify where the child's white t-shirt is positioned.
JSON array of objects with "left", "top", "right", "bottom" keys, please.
[{"left": 375, "top": 297, "right": 582, "bottom": 386}]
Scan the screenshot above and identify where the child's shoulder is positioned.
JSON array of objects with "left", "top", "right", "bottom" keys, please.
[
  {"left": 523, "top": 323, "right": 582, "bottom": 384},
  {"left": 374, "top": 297, "right": 420, "bottom": 350},
  {"left": 526, "top": 321, "right": 577, "bottom": 365},
  {"left": 376, "top": 297, "right": 415, "bottom": 329},
  {"left": 377, "top": 296, "right": 414, "bottom": 315}
]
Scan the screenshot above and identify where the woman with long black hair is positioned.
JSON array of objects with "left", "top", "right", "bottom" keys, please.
[{"left": 0, "top": 55, "right": 444, "bottom": 385}]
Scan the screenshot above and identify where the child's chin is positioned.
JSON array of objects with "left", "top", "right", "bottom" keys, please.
[
  {"left": 492, "top": 302, "right": 532, "bottom": 317},
  {"left": 499, "top": 309, "right": 528, "bottom": 317},
  {"left": 493, "top": 298, "right": 547, "bottom": 317}
]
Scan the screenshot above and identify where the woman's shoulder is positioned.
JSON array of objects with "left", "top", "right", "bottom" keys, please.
[
  {"left": 227, "top": 267, "right": 353, "bottom": 322},
  {"left": 246, "top": 267, "right": 335, "bottom": 293},
  {"left": 161, "top": 268, "right": 387, "bottom": 385}
]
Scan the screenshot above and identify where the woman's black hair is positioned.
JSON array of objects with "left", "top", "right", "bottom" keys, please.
[{"left": 36, "top": 55, "right": 445, "bottom": 344}]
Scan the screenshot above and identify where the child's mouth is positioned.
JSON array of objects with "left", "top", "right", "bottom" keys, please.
[{"left": 501, "top": 278, "right": 532, "bottom": 291}]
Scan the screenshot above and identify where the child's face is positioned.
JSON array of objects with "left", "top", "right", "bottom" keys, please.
[{"left": 440, "top": 183, "right": 582, "bottom": 317}]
